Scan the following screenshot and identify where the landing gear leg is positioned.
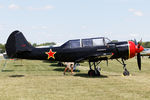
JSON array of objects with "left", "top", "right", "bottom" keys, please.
[
  {"left": 122, "top": 59, "right": 130, "bottom": 76},
  {"left": 88, "top": 61, "right": 101, "bottom": 77},
  {"left": 88, "top": 62, "right": 95, "bottom": 77},
  {"left": 116, "top": 59, "right": 130, "bottom": 76},
  {"left": 93, "top": 62, "right": 100, "bottom": 76}
]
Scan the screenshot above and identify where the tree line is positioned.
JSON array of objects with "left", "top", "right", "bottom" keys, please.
[
  {"left": 0, "top": 43, "right": 5, "bottom": 53},
  {"left": 0, "top": 42, "right": 56, "bottom": 53},
  {"left": 32, "top": 42, "right": 56, "bottom": 47}
]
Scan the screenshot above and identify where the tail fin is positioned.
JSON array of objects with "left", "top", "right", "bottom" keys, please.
[{"left": 5, "top": 30, "right": 34, "bottom": 58}]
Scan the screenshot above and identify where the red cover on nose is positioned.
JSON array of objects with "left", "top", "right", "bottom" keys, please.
[
  {"left": 128, "top": 41, "right": 144, "bottom": 58},
  {"left": 128, "top": 41, "right": 136, "bottom": 58},
  {"left": 136, "top": 46, "right": 144, "bottom": 53}
]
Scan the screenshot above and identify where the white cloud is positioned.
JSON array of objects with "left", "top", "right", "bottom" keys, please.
[
  {"left": 44, "top": 5, "right": 54, "bottom": 10},
  {"left": 31, "top": 25, "right": 48, "bottom": 30},
  {"left": 128, "top": 8, "right": 135, "bottom": 12},
  {"left": 41, "top": 26, "right": 48, "bottom": 29},
  {"left": 128, "top": 8, "right": 143, "bottom": 17},
  {"left": 28, "top": 5, "right": 54, "bottom": 11},
  {"left": 31, "top": 26, "right": 38, "bottom": 29},
  {"left": 130, "top": 33, "right": 139, "bottom": 37},
  {"left": 0, "top": 5, "right": 3, "bottom": 8},
  {"left": 9, "top": 4, "right": 20, "bottom": 10},
  {"left": 134, "top": 11, "right": 143, "bottom": 16},
  {"left": 0, "top": 24, "right": 5, "bottom": 31},
  {"left": 104, "top": 32, "right": 112, "bottom": 36},
  {"left": 81, "top": 25, "right": 87, "bottom": 29}
]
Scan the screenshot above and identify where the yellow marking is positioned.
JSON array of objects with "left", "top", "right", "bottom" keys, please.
[
  {"left": 122, "top": 74, "right": 125, "bottom": 77},
  {"left": 45, "top": 49, "right": 56, "bottom": 59},
  {"left": 130, "top": 74, "right": 132, "bottom": 76},
  {"left": 122, "top": 74, "right": 132, "bottom": 77},
  {"left": 128, "top": 41, "right": 130, "bottom": 59}
]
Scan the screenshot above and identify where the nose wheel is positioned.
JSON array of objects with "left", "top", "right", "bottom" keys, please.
[
  {"left": 123, "top": 68, "right": 130, "bottom": 76},
  {"left": 116, "top": 59, "right": 130, "bottom": 76}
]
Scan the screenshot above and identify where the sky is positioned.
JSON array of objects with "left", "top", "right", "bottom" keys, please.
[{"left": 0, "top": 0, "right": 150, "bottom": 44}]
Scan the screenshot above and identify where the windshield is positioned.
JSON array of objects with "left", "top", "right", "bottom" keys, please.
[
  {"left": 104, "top": 38, "right": 111, "bottom": 44},
  {"left": 93, "top": 38, "right": 104, "bottom": 46}
]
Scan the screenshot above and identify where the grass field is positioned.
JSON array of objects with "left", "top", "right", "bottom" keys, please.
[{"left": 0, "top": 56, "right": 150, "bottom": 100}]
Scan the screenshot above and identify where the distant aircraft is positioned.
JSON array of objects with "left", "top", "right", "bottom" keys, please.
[
  {"left": 141, "top": 48, "right": 150, "bottom": 58},
  {"left": 5, "top": 30, "right": 144, "bottom": 76}
]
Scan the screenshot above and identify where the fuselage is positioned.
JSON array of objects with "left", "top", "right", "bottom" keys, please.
[
  {"left": 5, "top": 30, "right": 144, "bottom": 76},
  {"left": 15, "top": 41, "right": 140, "bottom": 62},
  {"left": 5, "top": 31, "right": 144, "bottom": 63}
]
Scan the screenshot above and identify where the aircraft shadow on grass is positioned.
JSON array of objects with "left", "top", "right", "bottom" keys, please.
[
  {"left": 49, "top": 63, "right": 65, "bottom": 67},
  {"left": 74, "top": 73, "right": 108, "bottom": 78},
  {"left": 52, "top": 66, "right": 107, "bottom": 78},
  {"left": 53, "top": 67, "right": 81, "bottom": 72},
  {"left": 9, "top": 75, "right": 24, "bottom": 77},
  {"left": 1, "top": 70, "right": 14, "bottom": 72},
  {"left": 49, "top": 63, "right": 81, "bottom": 72},
  {"left": 13, "top": 64, "right": 24, "bottom": 67},
  {"left": 53, "top": 68, "right": 65, "bottom": 71},
  {"left": 42, "top": 60, "right": 58, "bottom": 63}
]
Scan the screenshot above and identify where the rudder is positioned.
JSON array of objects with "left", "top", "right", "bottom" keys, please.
[{"left": 5, "top": 30, "right": 34, "bottom": 58}]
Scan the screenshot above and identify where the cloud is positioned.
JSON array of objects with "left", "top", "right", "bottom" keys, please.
[
  {"left": 134, "top": 11, "right": 143, "bottom": 16},
  {"left": 41, "top": 26, "right": 48, "bottom": 29},
  {"left": 81, "top": 25, "right": 87, "bottom": 29},
  {"left": 128, "top": 8, "right": 143, "bottom": 17},
  {"left": 128, "top": 8, "right": 135, "bottom": 12},
  {"left": 9, "top": 4, "right": 20, "bottom": 10},
  {"left": 130, "top": 33, "right": 139, "bottom": 37},
  {"left": 31, "top": 25, "right": 48, "bottom": 30},
  {"left": 0, "top": 24, "right": 5, "bottom": 31},
  {"left": 2, "top": 4, "right": 54, "bottom": 11},
  {"left": 0, "top": 5, "right": 3, "bottom": 9},
  {"left": 44, "top": 5, "right": 54, "bottom": 10},
  {"left": 31, "top": 26, "right": 38, "bottom": 29},
  {"left": 27, "top": 5, "right": 54, "bottom": 11}
]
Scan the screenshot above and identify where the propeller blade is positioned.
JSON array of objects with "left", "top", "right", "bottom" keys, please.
[
  {"left": 106, "top": 60, "right": 108, "bottom": 66},
  {"left": 134, "top": 39, "right": 138, "bottom": 45},
  {"left": 137, "top": 53, "right": 141, "bottom": 70}
]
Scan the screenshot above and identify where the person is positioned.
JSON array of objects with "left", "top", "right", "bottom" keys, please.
[{"left": 64, "top": 62, "right": 74, "bottom": 75}]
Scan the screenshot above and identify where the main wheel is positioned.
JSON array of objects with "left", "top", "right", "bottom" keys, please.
[{"left": 88, "top": 70, "right": 95, "bottom": 77}]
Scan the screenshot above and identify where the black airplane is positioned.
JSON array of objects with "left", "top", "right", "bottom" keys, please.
[{"left": 5, "top": 30, "right": 144, "bottom": 76}]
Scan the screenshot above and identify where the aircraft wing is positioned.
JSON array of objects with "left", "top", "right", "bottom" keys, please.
[
  {"left": 90, "top": 52, "right": 113, "bottom": 59},
  {"left": 141, "top": 48, "right": 150, "bottom": 56},
  {"left": 75, "top": 52, "right": 113, "bottom": 62}
]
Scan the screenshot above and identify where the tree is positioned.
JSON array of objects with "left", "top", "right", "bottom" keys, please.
[
  {"left": 142, "top": 42, "right": 150, "bottom": 48},
  {"left": 32, "top": 43, "right": 37, "bottom": 47},
  {"left": 36, "top": 42, "right": 56, "bottom": 47},
  {"left": 0, "top": 44, "right": 5, "bottom": 53}
]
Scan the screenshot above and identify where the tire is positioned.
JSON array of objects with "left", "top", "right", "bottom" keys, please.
[
  {"left": 123, "top": 70, "right": 130, "bottom": 76},
  {"left": 88, "top": 70, "right": 95, "bottom": 77}
]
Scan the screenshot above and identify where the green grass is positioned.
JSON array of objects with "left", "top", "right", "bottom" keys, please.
[{"left": 0, "top": 56, "right": 150, "bottom": 100}]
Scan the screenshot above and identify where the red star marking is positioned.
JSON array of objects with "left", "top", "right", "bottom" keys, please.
[{"left": 45, "top": 49, "right": 56, "bottom": 59}]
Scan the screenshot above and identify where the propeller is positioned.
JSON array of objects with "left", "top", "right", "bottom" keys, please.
[
  {"left": 134, "top": 39, "right": 142, "bottom": 70},
  {"left": 134, "top": 39, "right": 138, "bottom": 45},
  {"left": 137, "top": 53, "right": 141, "bottom": 70}
]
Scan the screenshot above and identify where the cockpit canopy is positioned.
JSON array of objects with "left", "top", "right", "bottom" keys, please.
[{"left": 61, "top": 37, "right": 111, "bottom": 49}]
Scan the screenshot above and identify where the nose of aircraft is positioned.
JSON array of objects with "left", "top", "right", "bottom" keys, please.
[
  {"left": 136, "top": 45, "right": 144, "bottom": 53},
  {"left": 128, "top": 40, "right": 144, "bottom": 70},
  {"left": 128, "top": 41, "right": 144, "bottom": 58}
]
